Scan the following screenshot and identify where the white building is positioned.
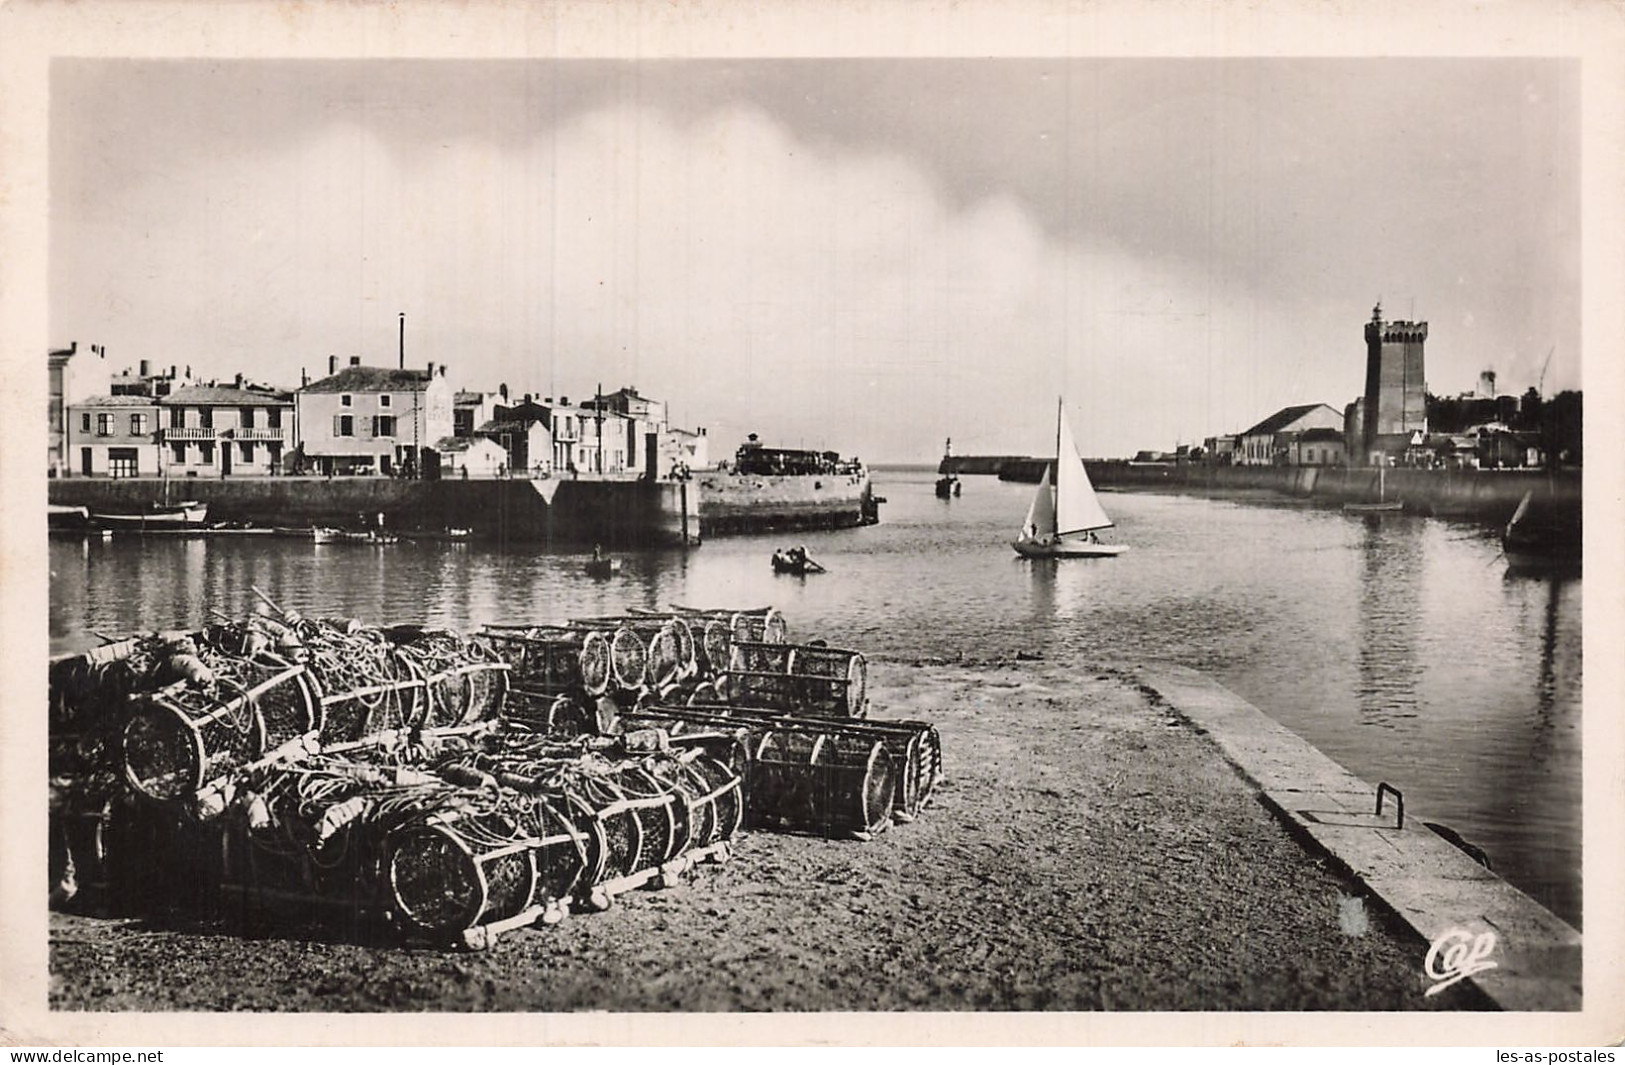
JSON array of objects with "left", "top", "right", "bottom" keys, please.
[
  {"left": 294, "top": 357, "right": 454, "bottom": 476},
  {"left": 64, "top": 395, "right": 162, "bottom": 478},
  {"left": 159, "top": 383, "right": 294, "bottom": 477}
]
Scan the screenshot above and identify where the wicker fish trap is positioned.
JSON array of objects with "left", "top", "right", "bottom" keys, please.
[
  {"left": 747, "top": 729, "right": 898, "bottom": 839},
  {"left": 636, "top": 703, "right": 932, "bottom": 821},
  {"left": 573, "top": 616, "right": 698, "bottom": 681},
  {"left": 720, "top": 642, "right": 867, "bottom": 718},
  {"left": 392, "top": 632, "right": 510, "bottom": 729},
  {"left": 477, "top": 628, "right": 613, "bottom": 699},
  {"left": 302, "top": 633, "right": 428, "bottom": 744},
  {"left": 121, "top": 656, "right": 320, "bottom": 804},
  {"left": 729, "top": 609, "right": 788, "bottom": 646},
  {"left": 386, "top": 808, "right": 540, "bottom": 938}
]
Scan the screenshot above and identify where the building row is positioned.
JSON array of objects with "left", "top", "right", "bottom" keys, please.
[
  {"left": 1194, "top": 304, "right": 1551, "bottom": 471},
  {"left": 47, "top": 346, "right": 710, "bottom": 481}
]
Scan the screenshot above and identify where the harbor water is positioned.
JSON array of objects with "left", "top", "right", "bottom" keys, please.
[{"left": 48, "top": 467, "right": 1583, "bottom": 928}]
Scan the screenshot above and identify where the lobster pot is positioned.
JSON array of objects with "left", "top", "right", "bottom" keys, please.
[
  {"left": 49, "top": 636, "right": 151, "bottom": 743},
  {"left": 478, "top": 629, "right": 612, "bottom": 699},
  {"left": 661, "top": 753, "right": 744, "bottom": 850},
  {"left": 308, "top": 640, "right": 428, "bottom": 745},
  {"left": 573, "top": 617, "right": 698, "bottom": 682},
  {"left": 122, "top": 662, "right": 319, "bottom": 803},
  {"left": 565, "top": 775, "right": 653, "bottom": 887},
  {"left": 748, "top": 730, "right": 898, "bottom": 839},
  {"left": 606, "top": 627, "right": 649, "bottom": 693},
  {"left": 385, "top": 811, "right": 539, "bottom": 938},
  {"left": 721, "top": 642, "right": 797, "bottom": 706},
  {"left": 788, "top": 646, "right": 868, "bottom": 719},
  {"left": 394, "top": 634, "right": 511, "bottom": 728},
  {"left": 503, "top": 689, "right": 593, "bottom": 735},
  {"left": 699, "top": 619, "right": 731, "bottom": 677},
  {"left": 600, "top": 765, "right": 688, "bottom": 870},
  {"left": 656, "top": 703, "right": 927, "bottom": 819},
  {"left": 506, "top": 793, "right": 592, "bottom": 906},
  {"left": 729, "top": 608, "right": 788, "bottom": 646}
]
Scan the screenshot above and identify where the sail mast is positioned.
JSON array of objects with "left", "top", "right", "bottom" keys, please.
[{"left": 1053, "top": 396, "right": 1063, "bottom": 532}]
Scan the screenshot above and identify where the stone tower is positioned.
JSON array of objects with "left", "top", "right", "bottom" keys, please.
[{"left": 1361, "top": 302, "right": 1428, "bottom": 464}]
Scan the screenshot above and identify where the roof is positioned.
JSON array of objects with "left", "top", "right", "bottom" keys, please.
[
  {"left": 1300, "top": 427, "right": 1345, "bottom": 443},
  {"left": 69, "top": 394, "right": 159, "bottom": 408},
  {"left": 160, "top": 385, "right": 292, "bottom": 406},
  {"left": 1240, "top": 403, "right": 1337, "bottom": 438},
  {"left": 477, "top": 419, "right": 544, "bottom": 434},
  {"left": 301, "top": 366, "right": 433, "bottom": 394},
  {"left": 432, "top": 435, "right": 504, "bottom": 454},
  {"left": 454, "top": 391, "right": 494, "bottom": 405}
]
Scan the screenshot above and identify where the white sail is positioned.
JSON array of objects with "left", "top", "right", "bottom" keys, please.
[
  {"left": 1020, "top": 464, "right": 1055, "bottom": 541},
  {"left": 1055, "top": 408, "right": 1113, "bottom": 534}
]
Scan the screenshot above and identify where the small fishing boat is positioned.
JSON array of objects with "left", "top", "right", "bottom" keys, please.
[
  {"left": 91, "top": 500, "right": 209, "bottom": 531},
  {"left": 1502, "top": 491, "right": 1581, "bottom": 574},
  {"left": 1343, "top": 466, "right": 1403, "bottom": 514},
  {"left": 585, "top": 554, "right": 623, "bottom": 578},
  {"left": 312, "top": 527, "right": 398, "bottom": 545},
  {"left": 48, "top": 504, "right": 91, "bottom": 532},
  {"left": 1012, "top": 399, "right": 1127, "bottom": 559},
  {"left": 771, "top": 546, "right": 826, "bottom": 575}
]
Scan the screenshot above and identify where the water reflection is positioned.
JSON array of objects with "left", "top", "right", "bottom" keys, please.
[{"left": 1354, "top": 516, "right": 1423, "bottom": 727}]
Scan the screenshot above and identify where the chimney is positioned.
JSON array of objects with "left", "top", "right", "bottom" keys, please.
[
  {"left": 234, "top": 373, "right": 244, "bottom": 389},
  {"left": 68, "top": 341, "right": 77, "bottom": 355},
  {"left": 427, "top": 361, "right": 436, "bottom": 379},
  {"left": 523, "top": 393, "right": 532, "bottom": 404},
  {"left": 499, "top": 383, "right": 508, "bottom": 401},
  {"left": 560, "top": 395, "right": 569, "bottom": 406},
  {"left": 301, "top": 368, "right": 309, "bottom": 387},
  {"left": 170, "top": 365, "right": 176, "bottom": 377},
  {"left": 349, "top": 356, "right": 361, "bottom": 367},
  {"left": 329, "top": 355, "right": 338, "bottom": 375},
  {"left": 139, "top": 359, "right": 150, "bottom": 377}
]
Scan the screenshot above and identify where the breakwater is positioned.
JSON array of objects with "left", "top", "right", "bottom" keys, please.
[
  {"left": 696, "top": 469, "right": 878, "bottom": 534},
  {"left": 47, "top": 476, "right": 700, "bottom": 548},
  {"left": 940, "top": 456, "right": 1580, "bottom": 525}
]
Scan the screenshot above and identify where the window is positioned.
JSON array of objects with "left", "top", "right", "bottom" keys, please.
[
  {"left": 267, "top": 409, "right": 282, "bottom": 429},
  {"left": 170, "top": 407, "right": 185, "bottom": 429},
  {"left": 335, "top": 414, "right": 355, "bottom": 437},
  {"left": 171, "top": 443, "right": 186, "bottom": 463},
  {"left": 130, "top": 413, "right": 147, "bottom": 436},
  {"left": 240, "top": 442, "right": 254, "bottom": 463},
  {"left": 373, "top": 415, "right": 396, "bottom": 438},
  {"left": 341, "top": 394, "right": 353, "bottom": 407},
  {"left": 96, "top": 413, "right": 113, "bottom": 436},
  {"left": 199, "top": 408, "right": 213, "bottom": 429},
  {"left": 379, "top": 394, "right": 391, "bottom": 408},
  {"left": 81, "top": 448, "right": 92, "bottom": 476},
  {"left": 80, "top": 412, "right": 91, "bottom": 432},
  {"left": 199, "top": 442, "right": 214, "bottom": 464},
  {"left": 108, "top": 448, "right": 138, "bottom": 479},
  {"left": 240, "top": 407, "right": 255, "bottom": 429}
]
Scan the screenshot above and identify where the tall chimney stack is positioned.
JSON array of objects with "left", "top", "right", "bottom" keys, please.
[
  {"left": 329, "top": 355, "right": 338, "bottom": 375},
  {"left": 139, "top": 359, "right": 150, "bottom": 377},
  {"left": 399, "top": 312, "right": 405, "bottom": 371}
]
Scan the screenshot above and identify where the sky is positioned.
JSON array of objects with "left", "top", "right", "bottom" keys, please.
[{"left": 49, "top": 58, "right": 1580, "bottom": 462}]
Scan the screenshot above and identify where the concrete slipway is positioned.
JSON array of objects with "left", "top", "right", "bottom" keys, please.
[{"left": 1139, "top": 664, "right": 1582, "bottom": 1012}]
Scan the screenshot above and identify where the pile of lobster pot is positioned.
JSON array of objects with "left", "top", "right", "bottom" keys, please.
[{"left": 48, "top": 599, "right": 940, "bottom": 948}]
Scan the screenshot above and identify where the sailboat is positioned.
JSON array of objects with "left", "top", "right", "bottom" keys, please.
[{"left": 1012, "top": 399, "right": 1127, "bottom": 559}]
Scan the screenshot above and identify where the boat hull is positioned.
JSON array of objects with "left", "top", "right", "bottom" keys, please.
[
  {"left": 92, "top": 502, "right": 209, "bottom": 529},
  {"left": 1012, "top": 537, "right": 1128, "bottom": 559}
]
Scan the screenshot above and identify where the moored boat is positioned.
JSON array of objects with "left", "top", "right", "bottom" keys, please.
[{"left": 91, "top": 500, "right": 209, "bottom": 531}]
